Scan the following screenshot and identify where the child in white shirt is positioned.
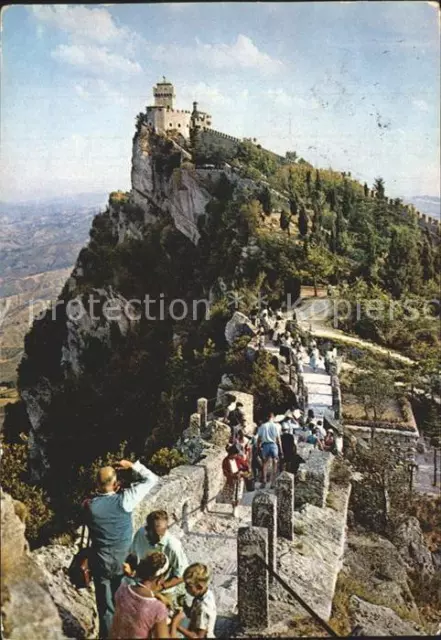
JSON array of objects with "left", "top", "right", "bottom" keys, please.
[{"left": 172, "top": 563, "right": 217, "bottom": 639}]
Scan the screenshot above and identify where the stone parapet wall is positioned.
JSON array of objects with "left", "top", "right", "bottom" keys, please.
[
  {"left": 344, "top": 424, "right": 419, "bottom": 453},
  {"left": 295, "top": 447, "right": 334, "bottom": 509},
  {"left": 132, "top": 446, "right": 227, "bottom": 533}
]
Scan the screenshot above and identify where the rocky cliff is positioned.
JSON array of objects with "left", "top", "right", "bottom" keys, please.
[
  {"left": 5, "top": 125, "right": 246, "bottom": 498},
  {"left": 0, "top": 489, "right": 64, "bottom": 639}
]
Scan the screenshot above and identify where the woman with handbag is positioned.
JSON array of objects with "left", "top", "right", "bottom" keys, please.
[{"left": 219, "top": 445, "right": 246, "bottom": 518}]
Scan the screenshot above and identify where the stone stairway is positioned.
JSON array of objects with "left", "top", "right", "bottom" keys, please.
[{"left": 263, "top": 338, "right": 334, "bottom": 420}]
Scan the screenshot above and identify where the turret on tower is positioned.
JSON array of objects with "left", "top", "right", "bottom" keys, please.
[{"left": 153, "top": 77, "right": 175, "bottom": 109}]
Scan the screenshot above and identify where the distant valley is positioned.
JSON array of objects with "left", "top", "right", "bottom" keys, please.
[{"left": 0, "top": 193, "right": 107, "bottom": 383}]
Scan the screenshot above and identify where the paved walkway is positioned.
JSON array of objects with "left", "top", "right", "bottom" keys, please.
[
  {"left": 295, "top": 297, "right": 415, "bottom": 365},
  {"left": 264, "top": 339, "right": 334, "bottom": 419}
]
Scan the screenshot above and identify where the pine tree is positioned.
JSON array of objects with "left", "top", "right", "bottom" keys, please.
[
  {"left": 298, "top": 203, "right": 308, "bottom": 237},
  {"left": 259, "top": 186, "right": 272, "bottom": 215},
  {"left": 421, "top": 230, "right": 435, "bottom": 282},
  {"left": 329, "top": 221, "right": 337, "bottom": 254},
  {"left": 335, "top": 207, "right": 345, "bottom": 254},
  {"left": 306, "top": 170, "right": 312, "bottom": 195},
  {"left": 280, "top": 209, "right": 291, "bottom": 235},
  {"left": 383, "top": 227, "right": 423, "bottom": 297},
  {"left": 374, "top": 177, "right": 386, "bottom": 199},
  {"left": 315, "top": 169, "right": 322, "bottom": 193},
  {"left": 364, "top": 182, "right": 369, "bottom": 198}
]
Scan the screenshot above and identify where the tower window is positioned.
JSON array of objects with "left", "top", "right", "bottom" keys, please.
[{"left": 178, "top": 123, "right": 181, "bottom": 127}]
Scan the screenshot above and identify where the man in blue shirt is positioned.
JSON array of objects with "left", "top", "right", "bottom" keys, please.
[
  {"left": 83, "top": 458, "right": 158, "bottom": 638},
  {"left": 125, "top": 509, "right": 189, "bottom": 607},
  {"left": 257, "top": 411, "right": 283, "bottom": 488}
]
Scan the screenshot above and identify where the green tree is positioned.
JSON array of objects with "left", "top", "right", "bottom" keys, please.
[
  {"left": 353, "top": 368, "right": 395, "bottom": 441},
  {"left": 363, "top": 182, "right": 369, "bottom": 198},
  {"left": 306, "top": 169, "right": 312, "bottom": 195},
  {"left": 258, "top": 186, "right": 273, "bottom": 215},
  {"left": 315, "top": 169, "right": 322, "bottom": 194},
  {"left": 383, "top": 226, "right": 423, "bottom": 298},
  {"left": 299, "top": 244, "right": 334, "bottom": 296},
  {"left": 420, "top": 231, "right": 435, "bottom": 282},
  {"left": 280, "top": 209, "right": 291, "bottom": 235},
  {"left": 373, "top": 176, "right": 385, "bottom": 199},
  {"left": 285, "top": 151, "right": 298, "bottom": 163},
  {"left": 298, "top": 203, "right": 309, "bottom": 237}
]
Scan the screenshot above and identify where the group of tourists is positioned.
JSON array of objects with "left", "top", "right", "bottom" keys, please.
[
  {"left": 220, "top": 399, "right": 340, "bottom": 516},
  {"left": 252, "top": 304, "right": 338, "bottom": 375},
  {"left": 83, "top": 460, "right": 216, "bottom": 639}
]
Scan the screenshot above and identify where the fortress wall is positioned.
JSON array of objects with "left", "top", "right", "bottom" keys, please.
[
  {"left": 199, "top": 129, "right": 241, "bottom": 155},
  {"left": 132, "top": 446, "right": 227, "bottom": 534}
]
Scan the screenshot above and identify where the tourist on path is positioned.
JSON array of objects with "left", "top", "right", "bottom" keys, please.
[
  {"left": 309, "top": 346, "right": 320, "bottom": 372},
  {"left": 125, "top": 509, "right": 188, "bottom": 607},
  {"left": 227, "top": 401, "right": 246, "bottom": 439},
  {"left": 83, "top": 459, "right": 158, "bottom": 638},
  {"left": 249, "top": 427, "right": 263, "bottom": 483},
  {"left": 232, "top": 429, "right": 251, "bottom": 470},
  {"left": 280, "top": 423, "right": 296, "bottom": 472},
  {"left": 306, "top": 427, "right": 324, "bottom": 450},
  {"left": 220, "top": 444, "right": 246, "bottom": 517},
  {"left": 323, "top": 429, "right": 337, "bottom": 454},
  {"left": 110, "top": 551, "right": 178, "bottom": 639},
  {"left": 172, "top": 563, "right": 217, "bottom": 639},
  {"left": 257, "top": 411, "right": 283, "bottom": 488}
]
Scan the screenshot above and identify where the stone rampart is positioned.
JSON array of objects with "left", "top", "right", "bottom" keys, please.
[
  {"left": 295, "top": 447, "right": 334, "bottom": 508},
  {"left": 132, "top": 445, "right": 227, "bottom": 534}
]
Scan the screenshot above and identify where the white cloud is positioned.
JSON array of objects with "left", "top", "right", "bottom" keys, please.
[
  {"left": 180, "top": 82, "right": 233, "bottom": 108},
  {"left": 151, "top": 35, "right": 284, "bottom": 74},
  {"left": 30, "top": 5, "right": 129, "bottom": 45},
  {"left": 412, "top": 98, "right": 429, "bottom": 112},
  {"left": 74, "top": 79, "right": 127, "bottom": 105},
  {"left": 52, "top": 44, "right": 142, "bottom": 76},
  {"left": 266, "top": 88, "right": 320, "bottom": 110},
  {"left": 74, "top": 83, "right": 90, "bottom": 99}
]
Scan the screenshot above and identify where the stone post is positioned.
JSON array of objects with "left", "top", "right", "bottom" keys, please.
[
  {"left": 237, "top": 526, "right": 269, "bottom": 631},
  {"left": 252, "top": 492, "right": 277, "bottom": 580},
  {"left": 289, "top": 366, "right": 298, "bottom": 393},
  {"left": 332, "top": 385, "right": 341, "bottom": 420},
  {"left": 189, "top": 413, "right": 201, "bottom": 437},
  {"left": 197, "top": 397, "right": 208, "bottom": 430},
  {"left": 276, "top": 472, "right": 294, "bottom": 540}
]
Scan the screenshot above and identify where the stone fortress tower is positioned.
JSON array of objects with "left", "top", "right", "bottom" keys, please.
[{"left": 145, "top": 77, "right": 212, "bottom": 139}]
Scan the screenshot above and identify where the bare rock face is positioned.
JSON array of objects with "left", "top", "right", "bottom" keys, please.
[
  {"left": 225, "top": 312, "right": 256, "bottom": 347},
  {"left": 0, "top": 490, "right": 64, "bottom": 640},
  {"left": 32, "top": 544, "right": 98, "bottom": 639},
  {"left": 342, "top": 533, "right": 422, "bottom": 627},
  {"left": 391, "top": 516, "right": 435, "bottom": 577},
  {"left": 348, "top": 595, "right": 421, "bottom": 636},
  {"left": 131, "top": 125, "right": 212, "bottom": 244}
]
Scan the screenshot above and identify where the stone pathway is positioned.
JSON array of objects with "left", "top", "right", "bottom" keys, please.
[
  {"left": 174, "top": 495, "right": 256, "bottom": 636},
  {"left": 295, "top": 297, "right": 415, "bottom": 365},
  {"left": 264, "top": 339, "right": 333, "bottom": 419}
]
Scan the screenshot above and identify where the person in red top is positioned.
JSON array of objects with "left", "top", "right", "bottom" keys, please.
[
  {"left": 220, "top": 445, "right": 246, "bottom": 518},
  {"left": 232, "top": 429, "right": 251, "bottom": 471},
  {"left": 110, "top": 551, "right": 178, "bottom": 639}
]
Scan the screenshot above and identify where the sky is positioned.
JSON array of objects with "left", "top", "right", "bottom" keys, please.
[{"left": 1, "top": 2, "right": 440, "bottom": 202}]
